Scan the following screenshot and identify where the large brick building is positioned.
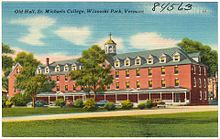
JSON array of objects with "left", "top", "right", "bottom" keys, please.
[{"left": 8, "top": 35, "right": 208, "bottom": 105}]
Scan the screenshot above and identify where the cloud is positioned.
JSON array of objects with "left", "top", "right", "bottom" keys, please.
[
  {"left": 10, "top": 16, "right": 55, "bottom": 46},
  {"left": 36, "top": 52, "right": 80, "bottom": 64},
  {"left": 54, "top": 26, "right": 91, "bottom": 46},
  {"left": 94, "top": 37, "right": 124, "bottom": 50},
  {"left": 130, "top": 32, "right": 179, "bottom": 49}
]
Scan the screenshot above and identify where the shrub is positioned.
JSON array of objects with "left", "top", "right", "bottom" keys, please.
[
  {"left": 158, "top": 101, "right": 166, "bottom": 105},
  {"left": 138, "top": 102, "right": 146, "bottom": 110},
  {"left": 5, "top": 100, "right": 12, "bottom": 108},
  {"left": 104, "top": 102, "right": 115, "bottom": 111},
  {"left": 74, "top": 99, "right": 84, "bottom": 108},
  {"left": 11, "top": 93, "right": 31, "bottom": 106},
  {"left": 121, "top": 100, "right": 133, "bottom": 110},
  {"left": 83, "top": 98, "right": 97, "bottom": 111},
  {"left": 55, "top": 99, "right": 65, "bottom": 107},
  {"left": 2, "top": 95, "right": 7, "bottom": 108},
  {"left": 145, "top": 100, "right": 153, "bottom": 109}
]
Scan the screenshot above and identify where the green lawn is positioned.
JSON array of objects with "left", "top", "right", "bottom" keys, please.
[
  {"left": 2, "top": 107, "right": 108, "bottom": 117},
  {"left": 2, "top": 111, "right": 218, "bottom": 137}
]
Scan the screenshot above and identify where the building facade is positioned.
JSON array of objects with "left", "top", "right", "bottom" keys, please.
[{"left": 8, "top": 36, "right": 208, "bottom": 105}]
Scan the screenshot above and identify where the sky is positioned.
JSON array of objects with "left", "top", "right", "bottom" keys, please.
[{"left": 2, "top": 2, "right": 218, "bottom": 64}]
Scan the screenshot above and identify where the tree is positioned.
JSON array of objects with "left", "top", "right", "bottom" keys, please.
[
  {"left": 2, "top": 44, "right": 14, "bottom": 76},
  {"left": 178, "top": 38, "right": 218, "bottom": 77},
  {"left": 15, "top": 52, "right": 40, "bottom": 68},
  {"left": 70, "top": 45, "right": 113, "bottom": 99},
  {"left": 16, "top": 74, "right": 55, "bottom": 107}
]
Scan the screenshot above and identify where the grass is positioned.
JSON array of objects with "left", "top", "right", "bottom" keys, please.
[
  {"left": 2, "top": 111, "right": 218, "bottom": 137},
  {"left": 2, "top": 107, "right": 108, "bottom": 117}
]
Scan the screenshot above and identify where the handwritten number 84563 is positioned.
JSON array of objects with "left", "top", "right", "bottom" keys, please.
[{"left": 152, "top": 2, "right": 192, "bottom": 12}]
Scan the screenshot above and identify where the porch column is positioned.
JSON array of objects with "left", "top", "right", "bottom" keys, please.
[
  {"left": 115, "top": 93, "right": 118, "bottom": 103},
  {"left": 63, "top": 96, "right": 65, "bottom": 101},
  {"left": 160, "top": 92, "right": 162, "bottom": 100},
  {"left": 172, "top": 92, "right": 174, "bottom": 104},
  {"left": 72, "top": 95, "right": 75, "bottom": 101},
  {"left": 184, "top": 91, "right": 187, "bottom": 103},
  {"left": 48, "top": 96, "right": 50, "bottom": 104},
  {"left": 104, "top": 94, "right": 106, "bottom": 101},
  {"left": 127, "top": 93, "right": 129, "bottom": 100},
  {"left": 149, "top": 92, "right": 151, "bottom": 100},
  {"left": 137, "top": 93, "right": 140, "bottom": 103}
]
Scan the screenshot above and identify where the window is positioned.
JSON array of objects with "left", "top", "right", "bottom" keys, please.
[
  {"left": 136, "top": 69, "right": 140, "bottom": 76},
  {"left": 16, "top": 68, "right": 20, "bottom": 74},
  {"left": 200, "top": 91, "right": 202, "bottom": 100},
  {"left": 14, "top": 87, "right": 16, "bottom": 93},
  {"left": 193, "top": 65, "right": 196, "bottom": 74},
  {"left": 126, "top": 82, "right": 130, "bottom": 89},
  {"left": 161, "top": 79, "right": 166, "bottom": 88},
  {"left": 193, "top": 77, "right": 196, "bottom": 87},
  {"left": 72, "top": 64, "right": 77, "bottom": 70},
  {"left": 114, "top": 59, "right": 120, "bottom": 67},
  {"left": 199, "top": 78, "right": 201, "bottom": 88},
  {"left": 124, "top": 58, "right": 130, "bottom": 66},
  {"left": 65, "top": 85, "right": 68, "bottom": 91},
  {"left": 174, "top": 66, "right": 178, "bottom": 74},
  {"left": 64, "top": 64, "right": 69, "bottom": 72},
  {"left": 55, "top": 65, "right": 60, "bottom": 72},
  {"left": 65, "top": 75, "right": 68, "bottom": 81},
  {"left": 147, "top": 55, "right": 153, "bottom": 64},
  {"left": 37, "top": 68, "right": 41, "bottom": 74},
  {"left": 56, "top": 86, "right": 60, "bottom": 91},
  {"left": 148, "top": 68, "right": 152, "bottom": 76},
  {"left": 204, "top": 91, "right": 207, "bottom": 100},
  {"left": 148, "top": 80, "right": 152, "bottom": 88},
  {"left": 56, "top": 75, "right": 60, "bottom": 81},
  {"left": 107, "top": 84, "right": 110, "bottom": 90},
  {"left": 204, "top": 79, "right": 206, "bottom": 88},
  {"left": 73, "top": 85, "right": 76, "bottom": 91},
  {"left": 199, "top": 66, "right": 201, "bottom": 75},
  {"left": 136, "top": 81, "right": 140, "bottom": 89},
  {"left": 175, "top": 78, "right": 179, "bottom": 87},
  {"left": 161, "top": 67, "right": 165, "bottom": 75},
  {"left": 126, "top": 70, "right": 129, "bottom": 77},
  {"left": 81, "top": 86, "right": 84, "bottom": 91},
  {"left": 115, "top": 71, "right": 119, "bottom": 78},
  {"left": 45, "top": 67, "right": 49, "bottom": 73},
  {"left": 79, "top": 65, "right": 82, "bottom": 70},
  {"left": 204, "top": 67, "right": 206, "bottom": 75},
  {"left": 135, "top": 57, "right": 141, "bottom": 65},
  {"left": 159, "top": 54, "right": 166, "bottom": 63},
  {"left": 116, "top": 82, "right": 119, "bottom": 89},
  {"left": 173, "top": 52, "right": 180, "bottom": 62}
]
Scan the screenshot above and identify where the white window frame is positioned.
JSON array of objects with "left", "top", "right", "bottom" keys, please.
[
  {"left": 175, "top": 78, "right": 180, "bottom": 87},
  {"left": 161, "top": 78, "right": 166, "bottom": 88},
  {"left": 135, "top": 56, "right": 141, "bottom": 65},
  {"left": 37, "top": 67, "right": 41, "bottom": 74},
  {"left": 204, "top": 67, "right": 206, "bottom": 75},
  {"left": 114, "top": 59, "right": 120, "bottom": 67},
  {"left": 204, "top": 91, "right": 207, "bottom": 100},
  {"left": 64, "top": 64, "right": 69, "bottom": 72},
  {"left": 147, "top": 55, "right": 154, "bottom": 64},
  {"left": 159, "top": 54, "right": 166, "bottom": 63},
  {"left": 124, "top": 57, "right": 130, "bottom": 66},
  {"left": 45, "top": 66, "right": 50, "bottom": 73},
  {"left": 55, "top": 65, "right": 60, "bottom": 72},
  {"left": 199, "top": 66, "right": 201, "bottom": 75},
  {"left": 200, "top": 90, "right": 202, "bottom": 100},
  {"left": 72, "top": 64, "right": 77, "bottom": 70},
  {"left": 193, "top": 65, "right": 196, "bottom": 74},
  {"left": 173, "top": 52, "right": 180, "bottom": 62},
  {"left": 193, "top": 77, "right": 196, "bottom": 87},
  {"left": 204, "top": 79, "right": 206, "bottom": 88},
  {"left": 199, "top": 78, "right": 201, "bottom": 88}
]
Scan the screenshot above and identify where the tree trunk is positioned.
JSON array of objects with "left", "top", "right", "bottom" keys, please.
[{"left": 32, "top": 96, "right": 35, "bottom": 108}]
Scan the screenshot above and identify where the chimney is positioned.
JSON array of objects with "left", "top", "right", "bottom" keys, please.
[{"left": 46, "top": 58, "right": 49, "bottom": 66}]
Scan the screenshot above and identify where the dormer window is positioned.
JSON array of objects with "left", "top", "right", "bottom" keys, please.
[
  {"left": 173, "top": 52, "right": 180, "bottom": 62},
  {"left": 124, "top": 57, "right": 130, "bottom": 66},
  {"left": 55, "top": 65, "right": 60, "bottom": 72},
  {"left": 45, "top": 66, "right": 50, "bottom": 73},
  {"left": 147, "top": 55, "right": 153, "bottom": 64},
  {"left": 114, "top": 59, "right": 120, "bottom": 67},
  {"left": 37, "top": 67, "right": 41, "bottom": 74},
  {"left": 159, "top": 54, "right": 166, "bottom": 63},
  {"left": 64, "top": 64, "right": 69, "bottom": 72},
  {"left": 135, "top": 57, "right": 141, "bottom": 65},
  {"left": 72, "top": 64, "right": 77, "bottom": 71}
]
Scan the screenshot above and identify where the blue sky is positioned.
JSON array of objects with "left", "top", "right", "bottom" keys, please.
[{"left": 2, "top": 2, "right": 218, "bottom": 63}]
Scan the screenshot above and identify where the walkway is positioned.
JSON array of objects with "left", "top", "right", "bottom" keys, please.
[{"left": 2, "top": 105, "right": 217, "bottom": 122}]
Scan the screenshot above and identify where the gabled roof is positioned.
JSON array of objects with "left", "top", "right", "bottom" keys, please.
[{"left": 7, "top": 63, "right": 22, "bottom": 78}]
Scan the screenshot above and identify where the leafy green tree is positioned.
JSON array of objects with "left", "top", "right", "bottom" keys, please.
[
  {"left": 2, "top": 44, "right": 14, "bottom": 76},
  {"left": 178, "top": 38, "right": 218, "bottom": 77},
  {"left": 2, "top": 43, "right": 14, "bottom": 54},
  {"left": 15, "top": 52, "right": 40, "bottom": 68},
  {"left": 16, "top": 74, "right": 55, "bottom": 107},
  {"left": 70, "top": 45, "right": 113, "bottom": 98}
]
